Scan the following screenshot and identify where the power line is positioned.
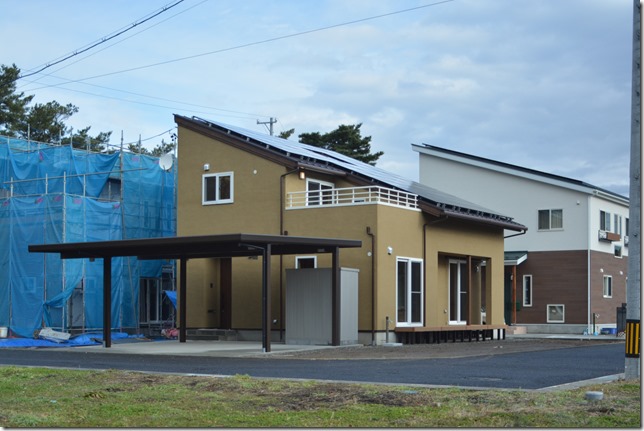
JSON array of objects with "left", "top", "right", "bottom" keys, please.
[
  {"left": 122, "top": 128, "right": 176, "bottom": 146},
  {"left": 22, "top": 75, "right": 269, "bottom": 119},
  {"left": 26, "top": 81, "right": 267, "bottom": 120},
  {"left": 18, "top": 0, "right": 185, "bottom": 80},
  {"left": 31, "top": 0, "right": 455, "bottom": 86},
  {"left": 18, "top": 0, "right": 208, "bottom": 90}
]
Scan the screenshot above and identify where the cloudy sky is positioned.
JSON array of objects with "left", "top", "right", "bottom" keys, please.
[{"left": 1, "top": 0, "right": 636, "bottom": 196}]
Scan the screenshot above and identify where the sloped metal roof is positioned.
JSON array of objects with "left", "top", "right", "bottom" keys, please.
[
  {"left": 414, "top": 144, "right": 629, "bottom": 203},
  {"left": 176, "top": 115, "right": 527, "bottom": 232}
]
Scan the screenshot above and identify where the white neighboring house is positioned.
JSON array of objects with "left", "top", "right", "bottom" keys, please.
[{"left": 413, "top": 144, "right": 629, "bottom": 335}]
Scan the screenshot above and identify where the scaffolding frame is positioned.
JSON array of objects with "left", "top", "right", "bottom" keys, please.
[{"left": 0, "top": 134, "right": 176, "bottom": 337}]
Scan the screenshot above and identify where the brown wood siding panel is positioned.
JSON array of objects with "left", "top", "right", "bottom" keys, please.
[
  {"left": 590, "top": 250, "right": 628, "bottom": 326},
  {"left": 515, "top": 250, "right": 588, "bottom": 324}
]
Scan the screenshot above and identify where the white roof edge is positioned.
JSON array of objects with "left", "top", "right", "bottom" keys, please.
[
  {"left": 504, "top": 253, "right": 528, "bottom": 266},
  {"left": 413, "top": 144, "right": 628, "bottom": 205}
]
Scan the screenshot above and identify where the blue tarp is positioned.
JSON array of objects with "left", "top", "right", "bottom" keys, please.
[
  {"left": 0, "top": 332, "right": 141, "bottom": 348},
  {"left": 164, "top": 290, "right": 177, "bottom": 309},
  {"left": 0, "top": 137, "right": 176, "bottom": 338}
]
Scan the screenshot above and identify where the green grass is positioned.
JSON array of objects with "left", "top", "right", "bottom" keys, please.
[{"left": 0, "top": 366, "right": 639, "bottom": 428}]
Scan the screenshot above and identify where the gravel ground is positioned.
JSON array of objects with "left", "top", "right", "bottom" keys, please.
[{"left": 274, "top": 338, "right": 624, "bottom": 360}]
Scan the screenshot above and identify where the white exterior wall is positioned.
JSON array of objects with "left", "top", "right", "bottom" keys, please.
[
  {"left": 588, "top": 195, "right": 630, "bottom": 256},
  {"left": 418, "top": 154, "right": 589, "bottom": 251}
]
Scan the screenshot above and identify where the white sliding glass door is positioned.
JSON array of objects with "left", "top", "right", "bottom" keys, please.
[{"left": 396, "top": 258, "right": 423, "bottom": 326}]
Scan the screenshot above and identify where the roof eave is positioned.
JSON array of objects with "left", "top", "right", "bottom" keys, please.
[{"left": 419, "top": 201, "right": 527, "bottom": 232}]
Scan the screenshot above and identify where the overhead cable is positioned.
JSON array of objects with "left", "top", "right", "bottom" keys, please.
[
  {"left": 18, "top": 0, "right": 208, "bottom": 90},
  {"left": 18, "top": 0, "right": 185, "bottom": 80},
  {"left": 34, "top": 0, "right": 455, "bottom": 85}
]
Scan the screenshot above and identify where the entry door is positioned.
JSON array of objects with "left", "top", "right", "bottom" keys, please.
[{"left": 448, "top": 260, "right": 467, "bottom": 324}]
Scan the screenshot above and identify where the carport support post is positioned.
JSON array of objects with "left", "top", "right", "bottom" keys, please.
[
  {"left": 262, "top": 245, "right": 272, "bottom": 353},
  {"left": 179, "top": 258, "right": 187, "bottom": 343},
  {"left": 103, "top": 257, "right": 112, "bottom": 348},
  {"left": 332, "top": 247, "right": 340, "bottom": 346}
]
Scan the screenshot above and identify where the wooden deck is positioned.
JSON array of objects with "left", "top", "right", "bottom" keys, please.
[{"left": 394, "top": 324, "right": 506, "bottom": 344}]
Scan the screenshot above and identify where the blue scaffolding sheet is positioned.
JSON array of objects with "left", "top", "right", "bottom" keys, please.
[{"left": 0, "top": 137, "right": 176, "bottom": 338}]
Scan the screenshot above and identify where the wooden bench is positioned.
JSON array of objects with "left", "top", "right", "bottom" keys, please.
[{"left": 394, "top": 325, "right": 506, "bottom": 344}]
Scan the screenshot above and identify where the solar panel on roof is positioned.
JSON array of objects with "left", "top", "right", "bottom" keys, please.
[{"left": 190, "top": 116, "right": 514, "bottom": 220}]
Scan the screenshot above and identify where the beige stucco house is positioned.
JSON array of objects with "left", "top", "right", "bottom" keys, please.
[{"left": 174, "top": 115, "right": 527, "bottom": 345}]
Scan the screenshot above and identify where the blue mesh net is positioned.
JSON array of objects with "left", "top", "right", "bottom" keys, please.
[{"left": 0, "top": 137, "right": 176, "bottom": 338}]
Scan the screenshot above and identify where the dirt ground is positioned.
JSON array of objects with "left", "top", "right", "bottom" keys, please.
[{"left": 273, "top": 337, "right": 624, "bottom": 360}]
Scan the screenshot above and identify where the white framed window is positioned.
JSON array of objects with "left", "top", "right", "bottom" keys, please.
[
  {"left": 614, "top": 245, "right": 623, "bottom": 258},
  {"left": 547, "top": 304, "right": 565, "bottom": 323},
  {"left": 522, "top": 275, "right": 533, "bottom": 307},
  {"left": 306, "top": 179, "right": 334, "bottom": 206},
  {"left": 538, "top": 209, "right": 563, "bottom": 230},
  {"left": 295, "top": 256, "right": 317, "bottom": 269},
  {"left": 614, "top": 214, "right": 622, "bottom": 235},
  {"left": 600, "top": 210, "right": 611, "bottom": 231},
  {"left": 202, "top": 172, "right": 234, "bottom": 205},
  {"left": 603, "top": 275, "right": 613, "bottom": 298},
  {"left": 397, "top": 257, "right": 423, "bottom": 326}
]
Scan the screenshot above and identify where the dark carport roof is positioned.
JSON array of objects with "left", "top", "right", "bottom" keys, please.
[
  {"left": 29, "top": 233, "right": 362, "bottom": 351},
  {"left": 28, "top": 233, "right": 362, "bottom": 260}
]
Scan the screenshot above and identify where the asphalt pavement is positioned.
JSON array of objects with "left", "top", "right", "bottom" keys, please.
[{"left": 0, "top": 335, "right": 626, "bottom": 391}]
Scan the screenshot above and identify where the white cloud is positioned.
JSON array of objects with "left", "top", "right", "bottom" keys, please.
[{"left": 0, "top": 0, "right": 634, "bottom": 196}]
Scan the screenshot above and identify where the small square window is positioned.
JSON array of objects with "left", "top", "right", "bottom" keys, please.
[
  {"left": 614, "top": 245, "right": 622, "bottom": 258},
  {"left": 202, "top": 172, "right": 234, "bottom": 205},
  {"left": 538, "top": 209, "right": 563, "bottom": 230},
  {"left": 547, "top": 304, "right": 565, "bottom": 323},
  {"left": 306, "top": 179, "right": 334, "bottom": 206},
  {"left": 295, "top": 256, "right": 317, "bottom": 269}
]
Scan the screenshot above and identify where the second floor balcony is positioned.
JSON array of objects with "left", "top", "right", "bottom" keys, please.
[{"left": 286, "top": 186, "right": 419, "bottom": 211}]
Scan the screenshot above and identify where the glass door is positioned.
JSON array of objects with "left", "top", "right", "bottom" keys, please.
[
  {"left": 396, "top": 258, "right": 423, "bottom": 326},
  {"left": 449, "top": 259, "right": 467, "bottom": 324}
]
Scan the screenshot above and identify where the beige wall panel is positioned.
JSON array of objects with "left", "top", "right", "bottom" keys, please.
[
  {"left": 284, "top": 205, "right": 376, "bottom": 330},
  {"left": 372, "top": 206, "right": 425, "bottom": 330},
  {"left": 432, "top": 257, "right": 449, "bottom": 326},
  {"left": 183, "top": 259, "right": 219, "bottom": 328},
  {"left": 177, "top": 128, "right": 284, "bottom": 236},
  {"left": 230, "top": 258, "right": 265, "bottom": 328},
  {"left": 425, "top": 219, "right": 505, "bottom": 325}
]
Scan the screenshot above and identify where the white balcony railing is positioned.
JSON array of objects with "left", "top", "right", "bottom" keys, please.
[{"left": 286, "top": 186, "right": 419, "bottom": 210}]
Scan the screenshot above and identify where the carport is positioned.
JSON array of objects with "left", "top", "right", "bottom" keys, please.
[{"left": 29, "top": 233, "right": 361, "bottom": 352}]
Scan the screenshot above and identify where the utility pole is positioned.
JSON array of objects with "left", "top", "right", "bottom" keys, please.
[
  {"left": 625, "top": 0, "right": 641, "bottom": 381},
  {"left": 257, "top": 117, "right": 277, "bottom": 136}
]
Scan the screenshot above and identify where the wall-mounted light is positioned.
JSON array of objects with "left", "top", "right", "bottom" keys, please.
[
  {"left": 203, "top": 163, "right": 210, "bottom": 171},
  {"left": 387, "top": 246, "right": 393, "bottom": 255},
  {"left": 298, "top": 169, "right": 306, "bottom": 180},
  {"left": 600, "top": 268, "right": 604, "bottom": 273}
]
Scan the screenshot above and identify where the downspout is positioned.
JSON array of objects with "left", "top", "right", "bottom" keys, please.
[
  {"left": 587, "top": 194, "right": 592, "bottom": 334},
  {"left": 504, "top": 229, "right": 526, "bottom": 326},
  {"left": 366, "top": 226, "right": 376, "bottom": 345},
  {"left": 278, "top": 167, "right": 302, "bottom": 341}
]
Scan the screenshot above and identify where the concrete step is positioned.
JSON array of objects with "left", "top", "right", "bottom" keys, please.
[
  {"left": 187, "top": 329, "right": 238, "bottom": 341},
  {"left": 506, "top": 325, "right": 527, "bottom": 335}
]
